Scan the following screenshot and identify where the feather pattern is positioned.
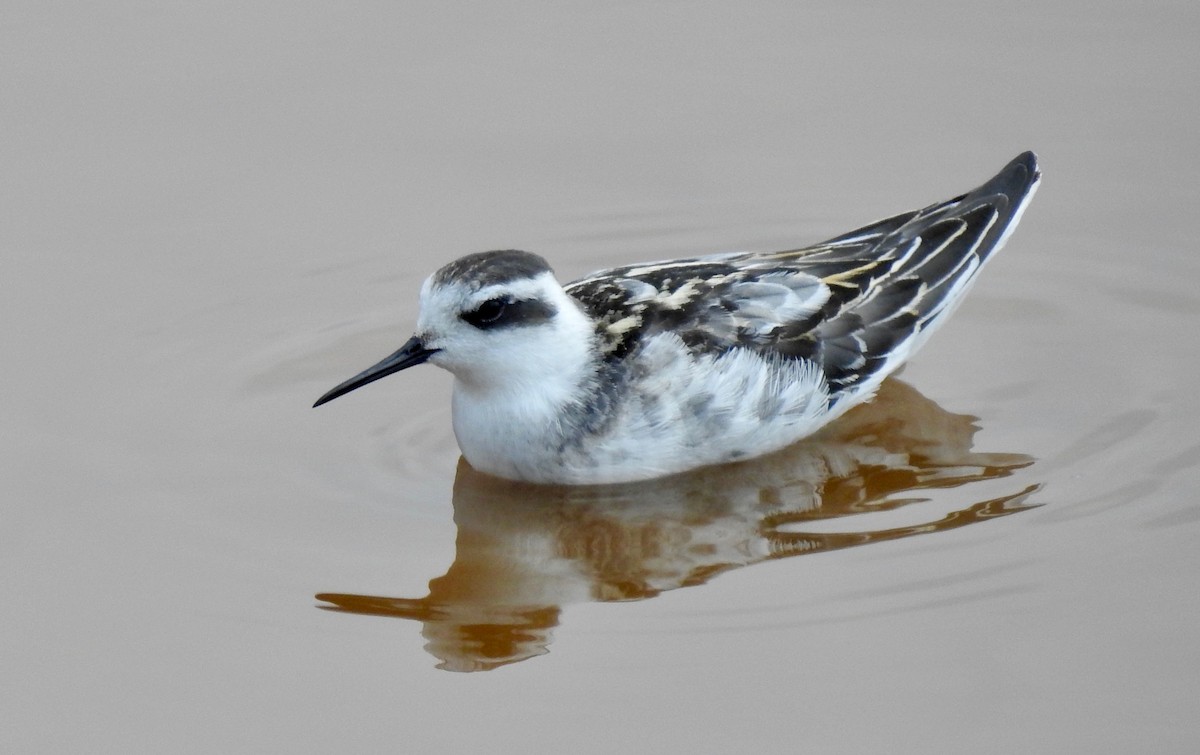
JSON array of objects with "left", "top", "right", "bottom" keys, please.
[
  {"left": 567, "top": 151, "right": 1040, "bottom": 409},
  {"left": 315, "top": 152, "right": 1041, "bottom": 483}
]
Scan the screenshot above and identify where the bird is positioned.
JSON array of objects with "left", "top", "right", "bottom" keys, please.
[{"left": 314, "top": 151, "right": 1041, "bottom": 485}]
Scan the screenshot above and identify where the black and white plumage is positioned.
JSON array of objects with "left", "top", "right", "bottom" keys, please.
[{"left": 315, "top": 151, "right": 1041, "bottom": 484}]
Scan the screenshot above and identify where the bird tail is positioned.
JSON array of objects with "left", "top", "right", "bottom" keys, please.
[{"left": 816, "top": 151, "right": 1041, "bottom": 410}]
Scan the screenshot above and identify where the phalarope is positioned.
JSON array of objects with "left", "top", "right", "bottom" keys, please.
[{"left": 315, "top": 151, "right": 1040, "bottom": 484}]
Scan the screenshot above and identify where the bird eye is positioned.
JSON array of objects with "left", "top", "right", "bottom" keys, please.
[{"left": 463, "top": 297, "right": 509, "bottom": 328}]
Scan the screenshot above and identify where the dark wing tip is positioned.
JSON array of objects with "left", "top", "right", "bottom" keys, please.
[
  {"left": 810, "top": 151, "right": 1042, "bottom": 403},
  {"left": 1012, "top": 150, "right": 1040, "bottom": 173},
  {"left": 989, "top": 151, "right": 1041, "bottom": 199}
]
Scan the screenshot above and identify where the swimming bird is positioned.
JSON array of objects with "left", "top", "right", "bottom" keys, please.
[{"left": 314, "top": 151, "right": 1040, "bottom": 484}]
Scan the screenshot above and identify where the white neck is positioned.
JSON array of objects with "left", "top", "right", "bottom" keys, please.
[{"left": 448, "top": 291, "right": 600, "bottom": 480}]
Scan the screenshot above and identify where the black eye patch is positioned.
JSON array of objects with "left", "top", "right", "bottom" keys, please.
[{"left": 461, "top": 296, "right": 558, "bottom": 330}]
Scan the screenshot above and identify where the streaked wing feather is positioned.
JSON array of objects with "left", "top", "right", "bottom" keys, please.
[{"left": 566, "top": 152, "right": 1040, "bottom": 405}]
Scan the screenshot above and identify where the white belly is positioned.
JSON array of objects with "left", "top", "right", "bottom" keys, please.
[{"left": 451, "top": 333, "right": 837, "bottom": 484}]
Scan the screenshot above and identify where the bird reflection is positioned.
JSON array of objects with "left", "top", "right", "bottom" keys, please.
[{"left": 317, "top": 379, "right": 1039, "bottom": 672}]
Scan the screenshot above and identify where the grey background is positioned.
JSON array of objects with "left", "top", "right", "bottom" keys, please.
[{"left": 4, "top": 2, "right": 1199, "bottom": 752}]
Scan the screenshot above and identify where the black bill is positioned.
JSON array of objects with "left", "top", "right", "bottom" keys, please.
[{"left": 312, "top": 336, "right": 438, "bottom": 408}]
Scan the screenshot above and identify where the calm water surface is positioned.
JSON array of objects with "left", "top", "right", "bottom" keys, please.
[{"left": 5, "top": 2, "right": 1200, "bottom": 752}]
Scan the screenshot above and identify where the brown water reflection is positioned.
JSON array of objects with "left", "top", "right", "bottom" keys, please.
[{"left": 317, "top": 379, "right": 1039, "bottom": 671}]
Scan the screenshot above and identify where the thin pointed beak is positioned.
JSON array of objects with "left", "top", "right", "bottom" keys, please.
[{"left": 313, "top": 336, "right": 438, "bottom": 408}]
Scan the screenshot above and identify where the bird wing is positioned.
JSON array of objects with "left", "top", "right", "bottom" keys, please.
[{"left": 565, "top": 152, "right": 1040, "bottom": 405}]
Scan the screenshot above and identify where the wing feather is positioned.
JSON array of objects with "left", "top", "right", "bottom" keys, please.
[{"left": 566, "top": 152, "right": 1041, "bottom": 405}]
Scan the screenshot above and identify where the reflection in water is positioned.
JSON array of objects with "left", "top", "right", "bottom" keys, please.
[{"left": 317, "top": 379, "right": 1039, "bottom": 672}]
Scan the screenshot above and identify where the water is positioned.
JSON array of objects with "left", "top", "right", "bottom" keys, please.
[{"left": 4, "top": 2, "right": 1199, "bottom": 752}]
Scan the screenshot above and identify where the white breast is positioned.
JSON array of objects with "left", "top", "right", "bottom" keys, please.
[{"left": 451, "top": 332, "right": 836, "bottom": 484}]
